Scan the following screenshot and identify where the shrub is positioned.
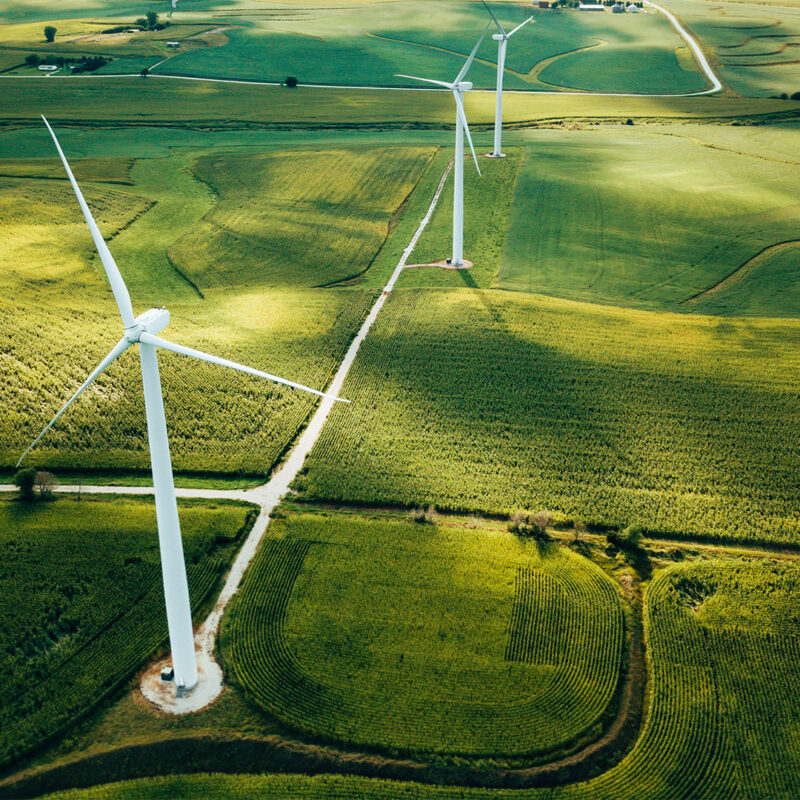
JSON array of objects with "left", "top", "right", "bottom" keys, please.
[
  {"left": 35, "top": 471, "right": 57, "bottom": 500},
  {"left": 25, "top": 53, "right": 40, "bottom": 67},
  {"left": 791, "top": 91, "right": 800, "bottom": 101},
  {"left": 509, "top": 510, "right": 551, "bottom": 541},
  {"left": 43, "top": 25, "right": 56, "bottom": 42},
  {"left": 285, "top": 76, "right": 298, "bottom": 87},
  {"left": 13, "top": 468, "right": 37, "bottom": 501},
  {"left": 411, "top": 505, "right": 437, "bottom": 524},
  {"left": 626, "top": 118, "right": 634, "bottom": 125}
]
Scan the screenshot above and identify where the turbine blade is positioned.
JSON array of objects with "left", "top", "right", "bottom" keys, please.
[
  {"left": 139, "top": 333, "right": 349, "bottom": 403},
  {"left": 395, "top": 74, "right": 452, "bottom": 89},
  {"left": 454, "top": 91, "right": 481, "bottom": 176},
  {"left": 454, "top": 22, "right": 491, "bottom": 85},
  {"left": 507, "top": 16, "right": 534, "bottom": 37},
  {"left": 481, "top": 0, "right": 507, "bottom": 36},
  {"left": 16, "top": 337, "right": 132, "bottom": 467},
  {"left": 41, "top": 116, "right": 136, "bottom": 329}
]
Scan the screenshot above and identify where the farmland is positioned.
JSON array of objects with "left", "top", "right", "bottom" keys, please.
[
  {"left": 222, "top": 513, "right": 624, "bottom": 756},
  {"left": 0, "top": 494, "right": 256, "bottom": 771},
  {"left": 3, "top": 0, "right": 800, "bottom": 794},
  {"left": 297, "top": 288, "right": 800, "bottom": 544}
]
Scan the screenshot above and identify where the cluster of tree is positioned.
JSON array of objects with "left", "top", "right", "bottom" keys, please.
[
  {"left": 508, "top": 510, "right": 552, "bottom": 542},
  {"left": 777, "top": 92, "right": 800, "bottom": 101},
  {"left": 13, "top": 468, "right": 58, "bottom": 501},
  {"left": 25, "top": 53, "right": 111, "bottom": 72},
  {"left": 134, "top": 11, "right": 170, "bottom": 31}
]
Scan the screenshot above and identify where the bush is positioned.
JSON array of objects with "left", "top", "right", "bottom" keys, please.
[
  {"left": 13, "top": 468, "right": 37, "bottom": 501},
  {"left": 43, "top": 25, "right": 56, "bottom": 42},
  {"left": 411, "top": 505, "right": 437, "bottom": 524},
  {"left": 626, "top": 118, "right": 634, "bottom": 126},
  {"left": 25, "top": 53, "right": 40, "bottom": 67},
  {"left": 608, "top": 523, "right": 644, "bottom": 551},
  {"left": 508, "top": 510, "right": 551, "bottom": 541},
  {"left": 791, "top": 92, "right": 800, "bottom": 101},
  {"left": 285, "top": 76, "right": 298, "bottom": 88},
  {"left": 35, "top": 471, "right": 58, "bottom": 500}
]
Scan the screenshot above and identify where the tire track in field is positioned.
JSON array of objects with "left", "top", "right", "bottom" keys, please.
[{"left": 682, "top": 239, "right": 800, "bottom": 306}]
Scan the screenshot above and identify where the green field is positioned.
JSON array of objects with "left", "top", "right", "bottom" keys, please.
[
  {"left": 496, "top": 126, "right": 800, "bottom": 312},
  {"left": 222, "top": 513, "right": 624, "bottom": 756},
  {"left": 297, "top": 287, "right": 800, "bottom": 544},
  {"left": 0, "top": 494, "right": 255, "bottom": 770},
  {"left": 664, "top": 0, "right": 800, "bottom": 96},
  {"left": 172, "top": 146, "right": 436, "bottom": 289},
  {"left": 31, "top": 554, "right": 800, "bottom": 799}
]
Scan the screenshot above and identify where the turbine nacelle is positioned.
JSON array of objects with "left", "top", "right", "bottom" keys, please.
[
  {"left": 492, "top": 33, "right": 506, "bottom": 41},
  {"left": 454, "top": 81, "right": 473, "bottom": 92},
  {"left": 125, "top": 308, "right": 170, "bottom": 343}
]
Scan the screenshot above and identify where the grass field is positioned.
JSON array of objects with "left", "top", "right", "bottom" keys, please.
[
  {"left": 148, "top": 1, "right": 703, "bottom": 94},
  {"left": 222, "top": 513, "right": 624, "bottom": 756},
  {"left": 0, "top": 494, "right": 256, "bottom": 771},
  {"left": 297, "top": 287, "right": 800, "bottom": 544},
  {"left": 665, "top": 0, "right": 800, "bottom": 96},
  {"left": 497, "top": 125, "right": 800, "bottom": 312},
  {"left": 171, "top": 146, "right": 436, "bottom": 289}
]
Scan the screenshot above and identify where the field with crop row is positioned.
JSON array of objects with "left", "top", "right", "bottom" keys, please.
[
  {"left": 0, "top": 495, "right": 256, "bottom": 771},
  {"left": 39, "top": 556, "right": 800, "bottom": 799},
  {"left": 222, "top": 514, "right": 624, "bottom": 756},
  {"left": 297, "top": 287, "right": 800, "bottom": 544}
]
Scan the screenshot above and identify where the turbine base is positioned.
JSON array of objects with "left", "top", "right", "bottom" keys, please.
[{"left": 486, "top": 152, "right": 507, "bottom": 158}]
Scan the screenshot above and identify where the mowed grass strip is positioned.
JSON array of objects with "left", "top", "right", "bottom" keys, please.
[
  {"left": 0, "top": 495, "right": 255, "bottom": 771},
  {"left": 170, "top": 147, "right": 437, "bottom": 290},
  {"left": 222, "top": 513, "right": 623, "bottom": 757},
  {"left": 297, "top": 287, "right": 800, "bottom": 544}
]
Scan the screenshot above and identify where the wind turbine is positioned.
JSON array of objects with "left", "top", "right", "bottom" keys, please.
[
  {"left": 482, "top": 1, "right": 534, "bottom": 158},
  {"left": 19, "top": 117, "right": 348, "bottom": 694},
  {"left": 397, "top": 23, "right": 490, "bottom": 267}
]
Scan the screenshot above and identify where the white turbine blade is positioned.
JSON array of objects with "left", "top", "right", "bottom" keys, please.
[
  {"left": 395, "top": 74, "right": 453, "bottom": 89},
  {"left": 454, "top": 22, "right": 491, "bottom": 85},
  {"left": 507, "top": 16, "right": 535, "bottom": 37},
  {"left": 481, "top": 0, "right": 507, "bottom": 36},
  {"left": 454, "top": 91, "right": 481, "bottom": 176},
  {"left": 41, "top": 116, "right": 136, "bottom": 329},
  {"left": 16, "top": 336, "right": 132, "bottom": 467},
  {"left": 139, "top": 333, "right": 349, "bottom": 403}
]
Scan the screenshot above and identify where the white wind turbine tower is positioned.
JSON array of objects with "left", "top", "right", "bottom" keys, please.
[
  {"left": 397, "top": 23, "right": 490, "bottom": 267},
  {"left": 482, "top": 1, "right": 534, "bottom": 158},
  {"left": 19, "top": 116, "right": 348, "bottom": 694}
]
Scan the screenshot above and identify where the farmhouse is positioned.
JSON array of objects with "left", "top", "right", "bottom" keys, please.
[
  {"left": 37, "top": 64, "right": 58, "bottom": 71},
  {"left": 611, "top": 2, "right": 626, "bottom": 11}
]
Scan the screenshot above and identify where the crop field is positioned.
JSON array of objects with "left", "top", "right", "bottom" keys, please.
[
  {"left": 222, "top": 513, "right": 624, "bottom": 756},
  {"left": 298, "top": 287, "right": 800, "bottom": 544},
  {"left": 33, "top": 555, "right": 800, "bottom": 799},
  {"left": 172, "top": 146, "right": 436, "bottom": 289},
  {"left": 0, "top": 143, "right": 438, "bottom": 476},
  {"left": 664, "top": 0, "right": 800, "bottom": 97},
  {"left": 0, "top": 494, "right": 255, "bottom": 771},
  {"left": 497, "top": 125, "right": 800, "bottom": 312}
]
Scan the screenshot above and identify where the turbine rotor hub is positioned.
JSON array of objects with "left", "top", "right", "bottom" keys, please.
[
  {"left": 492, "top": 33, "right": 505, "bottom": 41},
  {"left": 456, "top": 81, "right": 473, "bottom": 92},
  {"left": 125, "top": 307, "right": 170, "bottom": 343}
]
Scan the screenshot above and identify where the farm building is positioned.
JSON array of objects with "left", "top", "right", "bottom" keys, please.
[
  {"left": 538, "top": 1, "right": 550, "bottom": 7},
  {"left": 611, "top": 2, "right": 626, "bottom": 11},
  {"left": 628, "top": 4, "right": 639, "bottom": 10},
  {"left": 578, "top": 3, "right": 605, "bottom": 8},
  {"left": 166, "top": 41, "right": 180, "bottom": 48},
  {"left": 37, "top": 64, "right": 58, "bottom": 71}
]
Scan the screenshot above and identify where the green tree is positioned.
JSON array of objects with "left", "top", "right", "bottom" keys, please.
[
  {"left": 135, "top": 17, "right": 147, "bottom": 28},
  {"left": 285, "top": 75, "right": 298, "bottom": 87},
  {"left": 25, "top": 53, "right": 40, "bottom": 67},
  {"left": 44, "top": 25, "right": 57, "bottom": 42},
  {"left": 13, "top": 467, "right": 37, "bottom": 501},
  {"left": 146, "top": 11, "right": 158, "bottom": 28}
]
